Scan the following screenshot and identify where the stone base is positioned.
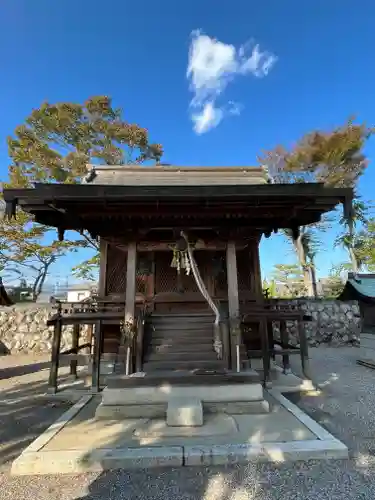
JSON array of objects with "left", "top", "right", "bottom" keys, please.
[
  {"left": 101, "top": 376, "right": 263, "bottom": 407},
  {"left": 88, "top": 359, "right": 115, "bottom": 376},
  {"left": 11, "top": 393, "right": 349, "bottom": 475},
  {"left": 96, "top": 370, "right": 267, "bottom": 421},
  {"left": 95, "top": 399, "right": 270, "bottom": 420},
  {"left": 96, "top": 403, "right": 166, "bottom": 419},
  {"left": 167, "top": 398, "right": 203, "bottom": 427},
  {"left": 134, "top": 413, "right": 238, "bottom": 438}
]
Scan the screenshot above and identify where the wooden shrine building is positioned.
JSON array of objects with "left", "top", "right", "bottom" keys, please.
[{"left": 3, "top": 166, "right": 354, "bottom": 394}]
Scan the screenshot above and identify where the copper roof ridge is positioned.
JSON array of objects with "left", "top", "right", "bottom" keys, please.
[{"left": 86, "top": 164, "right": 264, "bottom": 173}]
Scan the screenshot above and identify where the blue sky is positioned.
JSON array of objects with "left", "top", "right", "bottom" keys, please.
[{"left": 1, "top": 0, "right": 374, "bottom": 285}]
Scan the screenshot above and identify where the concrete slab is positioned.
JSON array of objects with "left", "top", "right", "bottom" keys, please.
[
  {"left": 101, "top": 380, "right": 264, "bottom": 406},
  {"left": 184, "top": 440, "right": 349, "bottom": 466},
  {"left": 95, "top": 399, "right": 270, "bottom": 419},
  {"left": 134, "top": 413, "right": 238, "bottom": 439},
  {"left": 11, "top": 390, "right": 348, "bottom": 475},
  {"left": 248, "top": 361, "right": 316, "bottom": 393},
  {"left": 166, "top": 398, "right": 203, "bottom": 426}
]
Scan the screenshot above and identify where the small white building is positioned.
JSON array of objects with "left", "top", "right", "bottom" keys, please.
[{"left": 66, "top": 283, "right": 97, "bottom": 302}]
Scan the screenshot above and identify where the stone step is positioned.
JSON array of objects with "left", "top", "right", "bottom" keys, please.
[
  {"left": 150, "top": 313, "right": 214, "bottom": 318},
  {"left": 149, "top": 336, "right": 214, "bottom": 344},
  {"left": 142, "top": 360, "right": 225, "bottom": 371},
  {"left": 149, "top": 316, "right": 214, "bottom": 324},
  {"left": 167, "top": 397, "right": 203, "bottom": 426},
  {"left": 148, "top": 335, "right": 214, "bottom": 346},
  {"left": 101, "top": 371, "right": 263, "bottom": 405},
  {"left": 149, "top": 323, "right": 214, "bottom": 331},
  {"left": 149, "top": 333, "right": 213, "bottom": 340},
  {"left": 149, "top": 344, "right": 216, "bottom": 353},
  {"left": 144, "top": 351, "right": 218, "bottom": 362},
  {"left": 95, "top": 399, "right": 270, "bottom": 419}
]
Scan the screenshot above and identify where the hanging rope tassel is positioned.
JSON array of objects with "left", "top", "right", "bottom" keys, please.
[{"left": 180, "top": 231, "right": 222, "bottom": 359}]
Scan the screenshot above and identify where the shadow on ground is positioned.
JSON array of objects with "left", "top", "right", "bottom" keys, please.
[
  {"left": 0, "top": 362, "right": 73, "bottom": 470},
  {"left": 0, "top": 361, "right": 50, "bottom": 380},
  {"left": 3, "top": 348, "right": 375, "bottom": 500}
]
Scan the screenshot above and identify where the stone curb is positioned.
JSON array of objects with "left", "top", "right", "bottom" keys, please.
[{"left": 11, "top": 391, "right": 348, "bottom": 475}]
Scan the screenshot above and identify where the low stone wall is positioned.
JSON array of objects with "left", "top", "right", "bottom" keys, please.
[
  {"left": 0, "top": 304, "right": 91, "bottom": 354},
  {"left": 0, "top": 299, "right": 362, "bottom": 354},
  {"left": 272, "top": 299, "right": 361, "bottom": 347}
]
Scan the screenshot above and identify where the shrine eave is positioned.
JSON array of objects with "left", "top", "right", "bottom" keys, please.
[{"left": 3, "top": 182, "right": 354, "bottom": 236}]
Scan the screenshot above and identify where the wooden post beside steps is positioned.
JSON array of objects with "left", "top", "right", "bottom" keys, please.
[
  {"left": 118, "top": 241, "right": 137, "bottom": 373},
  {"left": 226, "top": 241, "right": 241, "bottom": 371}
]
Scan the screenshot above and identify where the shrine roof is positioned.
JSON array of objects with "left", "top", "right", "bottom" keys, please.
[
  {"left": 340, "top": 273, "right": 375, "bottom": 302},
  {"left": 82, "top": 164, "right": 268, "bottom": 186},
  {"left": 3, "top": 179, "right": 353, "bottom": 238}
]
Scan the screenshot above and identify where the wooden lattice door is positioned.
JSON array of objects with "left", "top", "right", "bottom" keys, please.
[{"left": 154, "top": 250, "right": 211, "bottom": 313}]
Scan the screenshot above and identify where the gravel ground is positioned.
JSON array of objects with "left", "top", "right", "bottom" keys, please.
[
  {"left": 1, "top": 347, "right": 375, "bottom": 499},
  {"left": 0, "top": 354, "right": 77, "bottom": 470}
]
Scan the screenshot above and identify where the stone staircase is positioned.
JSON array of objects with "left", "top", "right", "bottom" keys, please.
[{"left": 142, "top": 313, "right": 226, "bottom": 373}]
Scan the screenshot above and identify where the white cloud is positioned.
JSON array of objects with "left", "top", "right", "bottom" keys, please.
[
  {"left": 192, "top": 101, "right": 224, "bottom": 134},
  {"left": 187, "top": 30, "right": 277, "bottom": 134}
]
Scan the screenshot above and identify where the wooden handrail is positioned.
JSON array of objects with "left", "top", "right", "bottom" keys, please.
[
  {"left": 60, "top": 342, "right": 91, "bottom": 356},
  {"left": 135, "top": 307, "right": 146, "bottom": 372}
]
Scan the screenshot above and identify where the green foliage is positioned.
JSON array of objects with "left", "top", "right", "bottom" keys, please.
[
  {"left": 262, "top": 278, "right": 277, "bottom": 298},
  {"left": 272, "top": 264, "right": 307, "bottom": 298},
  {"left": 352, "top": 218, "right": 375, "bottom": 271},
  {"left": 72, "top": 254, "right": 100, "bottom": 282},
  {"left": 335, "top": 198, "right": 373, "bottom": 272},
  {"left": 322, "top": 273, "right": 345, "bottom": 298},
  {"left": 259, "top": 118, "right": 373, "bottom": 289},
  {"left": 260, "top": 118, "right": 373, "bottom": 188},
  {"left": 0, "top": 210, "right": 79, "bottom": 299},
  {"left": 7, "top": 96, "right": 163, "bottom": 188},
  {"left": 3, "top": 96, "right": 163, "bottom": 287}
]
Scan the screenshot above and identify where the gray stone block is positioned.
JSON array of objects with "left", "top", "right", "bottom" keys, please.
[
  {"left": 99, "top": 446, "right": 184, "bottom": 469},
  {"left": 203, "top": 400, "right": 270, "bottom": 414},
  {"left": 167, "top": 398, "right": 203, "bottom": 427},
  {"left": 184, "top": 441, "right": 348, "bottom": 466},
  {"left": 95, "top": 402, "right": 166, "bottom": 420}
]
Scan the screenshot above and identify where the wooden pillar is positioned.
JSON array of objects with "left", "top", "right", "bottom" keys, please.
[
  {"left": 226, "top": 241, "right": 239, "bottom": 318},
  {"left": 98, "top": 238, "right": 108, "bottom": 296},
  {"left": 70, "top": 324, "right": 80, "bottom": 378},
  {"left": 249, "top": 236, "right": 263, "bottom": 301},
  {"left": 48, "top": 307, "right": 62, "bottom": 393},
  {"left": 298, "top": 319, "right": 311, "bottom": 381},
  {"left": 117, "top": 242, "right": 137, "bottom": 372},
  {"left": 280, "top": 320, "right": 290, "bottom": 374},
  {"left": 92, "top": 320, "right": 103, "bottom": 392},
  {"left": 124, "top": 241, "right": 137, "bottom": 325},
  {"left": 226, "top": 241, "right": 240, "bottom": 370}
]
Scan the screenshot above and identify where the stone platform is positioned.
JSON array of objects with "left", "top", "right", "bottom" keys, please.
[
  {"left": 96, "top": 370, "right": 267, "bottom": 420},
  {"left": 11, "top": 390, "right": 348, "bottom": 475}
]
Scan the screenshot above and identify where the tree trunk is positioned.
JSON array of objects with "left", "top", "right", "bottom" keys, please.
[
  {"left": 310, "top": 265, "right": 318, "bottom": 298},
  {"left": 348, "top": 246, "right": 359, "bottom": 273},
  {"left": 293, "top": 236, "right": 313, "bottom": 297},
  {"left": 32, "top": 274, "right": 42, "bottom": 301},
  {"left": 36, "top": 267, "right": 49, "bottom": 299},
  {"left": 32, "top": 266, "right": 49, "bottom": 301}
]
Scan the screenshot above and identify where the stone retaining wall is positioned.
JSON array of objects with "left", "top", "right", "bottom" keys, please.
[
  {"left": 0, "top": 299, "right": 362, "bottom": 354},
  {"left": 0, "top": 304, "right": 91, "bottom": 354},
  {"left": 272, "top": 299, "right": 361, "bottom": 347}
]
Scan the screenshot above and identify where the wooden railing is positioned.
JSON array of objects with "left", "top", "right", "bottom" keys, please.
[
  {"left": 240, "top": 301, "right": 312, "bottom": 385},
  {"left": 47, "top": 297, "right": 150, "bottom": 393}
]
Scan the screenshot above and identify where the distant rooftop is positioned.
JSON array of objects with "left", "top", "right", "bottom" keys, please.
[
  {"left": 346, "top": 273, "right": 375, "bottom": 299},
  {"left": 68, "top": 282, "right": 97, "bottom": 291},
  {"left": 82, "top": 164, "right": 268, "bottom": 186}
]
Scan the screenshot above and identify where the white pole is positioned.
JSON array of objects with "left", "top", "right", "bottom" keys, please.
[
  {"left": 125, "top": 346, "right": 131, "bottom": 375},
  {"left": 236, "top": 345, "right": 240, "bottom": 373}
]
